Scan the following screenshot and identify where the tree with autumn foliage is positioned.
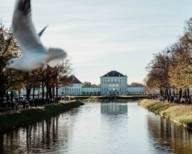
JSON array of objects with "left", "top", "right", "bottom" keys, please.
[
  {"left": 145, "top": 18, "right": 192, "bottom": 102},
  {"left": 0, "top": 23, "right": 71, "bottom": 107},
  {"left": 0, "top": 24, "right": 22, "bottom": 104}
]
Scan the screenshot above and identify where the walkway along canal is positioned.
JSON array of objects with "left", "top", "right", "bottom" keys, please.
[
  {"left": 1, "top": 100, "right": 192, "bottom": 154},
  {"left": 0, "top": 101, "right": 84, "bottom": 133}
]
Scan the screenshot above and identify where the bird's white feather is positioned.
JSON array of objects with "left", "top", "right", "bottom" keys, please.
[
  {"left": 12, "top": 0, "right": 45, "bottom": 53},
  {"left": 6, "top": 0, "right": 67, "bottom": 71},
  {"left": 47, "top": 48, "right": 67, "bottom": 62}
]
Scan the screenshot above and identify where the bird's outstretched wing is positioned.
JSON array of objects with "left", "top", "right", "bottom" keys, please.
[
  {"left": 47, "top": 48, "right": 67, "bottom": 62},
  {"left": 12, "top": 0, "right": 45, "bottom": 52}
]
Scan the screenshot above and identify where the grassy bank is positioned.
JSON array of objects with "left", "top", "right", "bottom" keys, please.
[
  {"left": 139, "top": 99, "right": 192, "bottom": 128},
  {"left": 115, "top": 95, "right": 149, "bottom": 100},
  {"left": 0, "top": 101, "right": 84, "bottom": 133}
]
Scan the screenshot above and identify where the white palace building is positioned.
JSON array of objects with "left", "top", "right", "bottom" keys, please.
[{"left": 59, "top": 70, "right": 144, "bottom": 96}]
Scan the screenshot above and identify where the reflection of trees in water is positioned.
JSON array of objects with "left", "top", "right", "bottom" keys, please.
[
  {"left": 0, "top": 115, "right": 71, "bottom": 154},
  {"left": 101, "top": 103, "right": 128, "bottom": 115},
  {"left": 147, "top": 114, "right": 192, "bottom": 153}
]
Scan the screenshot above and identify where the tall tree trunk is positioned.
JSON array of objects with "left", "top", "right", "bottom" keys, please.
[
  {"left": 160, "top": 88, "right": 163, "bottom": 97},
  {"left": 168, "top": 89, "right": 171, "bottom": 102},
  {"left": 26, "top": 84, "right": 32, "bottom": 101},
  {"left": 10, "top": 91, "right": 13, "bottom": 102},
  {"left": 46, "top": 86, "right": 48, "bottom": 100},
  {"left": 32, "top": 88, "right": 35, "bottom": 100},
  {"left": 52, "top": 87, "right": 55, "bottom": 99},
  {"left": 179, "top": 88, "right": 182, "bottom": 102},
  {"left": 49, "top": 87, "right": 52, "bottom": 100},
  {"left": 56, "top": 86, "right": 58, "bottom": 99},
  {"left": 18, "top": 90, "right": 21, "bottom": 101},
  {"left": 187, "top": 88, "right": 190, "bottom": 99},
  {"left": 0, "top": 73, "right": 7, "bottom": 107},
  {"left": 42, "top": 82, "right": 44, "bottom": 100},
  {"left": 38, "top": 88, "right": 40, "bottom": 99}
]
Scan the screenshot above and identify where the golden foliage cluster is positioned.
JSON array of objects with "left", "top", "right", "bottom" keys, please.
[
  {"left": 145, "top": 18, "right": 192, "bottom": 94},
  {"left": 0, "top": 24, "right": 71, "bottom": 100}
]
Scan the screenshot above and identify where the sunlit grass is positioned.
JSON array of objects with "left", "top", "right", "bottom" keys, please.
[{"left": 139, "top": 99, "right": 192, "bottom": 127}]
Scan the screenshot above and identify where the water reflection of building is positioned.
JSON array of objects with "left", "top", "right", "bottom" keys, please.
[{"left": 101, "top": 103, "right": 128, "bottom": 115}]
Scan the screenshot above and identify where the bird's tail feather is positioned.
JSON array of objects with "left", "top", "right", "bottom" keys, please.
[{"left": 38, "top": 25, "right": 48, "bottom": 37}]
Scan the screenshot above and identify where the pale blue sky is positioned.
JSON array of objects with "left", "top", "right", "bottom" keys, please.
[{"left": 1, "top": 0, "right": 192, "bottom": 84}]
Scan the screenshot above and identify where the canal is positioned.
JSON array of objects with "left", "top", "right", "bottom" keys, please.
[{"left": 1, "top": 101, "right": 192, "bottom": 154}]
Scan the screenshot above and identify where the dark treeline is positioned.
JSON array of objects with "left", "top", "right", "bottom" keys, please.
[
  {"left": 0, "top": 24, "right": 71, "bottom": 109},
  {"left": 145, "top": 18, "right": 192, "bottom": 103}
]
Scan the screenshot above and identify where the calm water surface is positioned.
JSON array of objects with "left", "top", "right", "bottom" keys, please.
[{"left": 1, "top": 101, "right": 192, "bottom": 154}]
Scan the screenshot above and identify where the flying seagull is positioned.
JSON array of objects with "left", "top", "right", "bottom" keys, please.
[{"left": 6, "top": 0, "right": 67, "bottom": 71}]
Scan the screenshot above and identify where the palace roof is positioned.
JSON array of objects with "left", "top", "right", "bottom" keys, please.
[
  {"left": 68, "top": 75, "right": 82, "bottom": 84},
  {"left": 102, "top": 70, "right": 126, "bottom": 77}
]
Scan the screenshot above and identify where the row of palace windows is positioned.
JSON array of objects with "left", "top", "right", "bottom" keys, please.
[
  {"left": 101, "top": 78, "right": 126, "bottom": 84},
  {"left": 108, "top": 84, "right": 119, "bottom": 87},
  {"left": 63, "top": 88, "right": 81, "bottom": 93},
  {"left": 101, "top": 88, "right": 127, "bottom": 91},
  {"left": 62, "top": 88, "right": 101, "bottom": 94}
]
